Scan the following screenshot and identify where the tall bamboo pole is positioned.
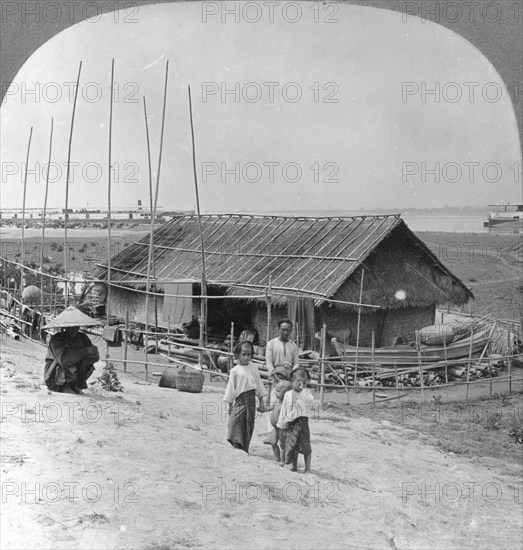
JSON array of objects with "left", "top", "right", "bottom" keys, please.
[
  {"left": 20, "top": 126, "right": 33, "bottom": 298},
  {"left": 106, "top": 58, "right": 115, "bottom": 367},
  {"left": 40, "top": 118, "right": 54, "bottom": 318},
  {"left": 146, "top": 61, "right": 169, "bottom": 378},
  {"left": 63, "top": 61, "right": 82, "bottom": 307},
  {"left": 188, "top": 84, "right": 208, "bottom": 349},
  {"left": 142, "top": 95, "right": 153, "bottom": 370}
]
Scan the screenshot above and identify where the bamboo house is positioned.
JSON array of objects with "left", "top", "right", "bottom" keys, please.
[{"left": 94, "top": 214, "right": 473, "bottom": 350}]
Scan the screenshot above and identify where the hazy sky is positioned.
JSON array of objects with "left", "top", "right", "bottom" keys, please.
[{"left": 1, "top": 2, "right": 521, "bottom": 212}]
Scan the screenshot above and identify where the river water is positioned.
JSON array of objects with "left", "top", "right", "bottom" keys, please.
[{"left": 261, "top": 211, "right": 522, "bottom": 234}]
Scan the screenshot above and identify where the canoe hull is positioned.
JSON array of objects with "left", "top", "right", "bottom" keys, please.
[{"left": 333, "top": 328, "right": 491, "bottom": 364}]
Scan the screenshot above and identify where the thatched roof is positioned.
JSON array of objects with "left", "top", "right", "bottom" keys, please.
[{"left": 95, "top": 214, "right": 473, "bottom": 309}]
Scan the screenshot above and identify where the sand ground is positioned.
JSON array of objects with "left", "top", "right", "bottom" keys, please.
[{"left": 1, "top": 336, "right": 522, "bottom": 550}]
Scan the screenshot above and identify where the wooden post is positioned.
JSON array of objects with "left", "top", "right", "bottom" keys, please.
[
  {"left": 343, "top": 331, "right": 350, "bottom": 404},
  {"left": 296, "top": 320, "right": 300, "bottom": 351},
  {"left": 507, "top": 325, "right": 513, "bottom": 394},
  {"left": 123, "top": 306, "right": 129, "bottom": 373},
  {"left": 343, "top": 364, "right": 350, "bottom": 404},
  {"left": 443, "top": 338, "right": 448, "bottom": 384},
  {"left": 63, "top": 61, "right": 82, "bottom": 307},
  {"left": 196, "top": 316, "right": 205, "bottom": 367},
  {"left": 167, "top": 315, "right": 171, "bottom": 359},
  {"left": 319, "top": 324, "right": 327, "bottom": 407},
  {"left": 466, "top": 326, "right": 473, "bottom": 400},
  {"left": 371, "top": 331, "right": 376, "bottom": 406},
  {"left": 415, "top": 331, "right": 425, "bottom": 403},
  {"left": 20, "top": 126, "right": 34, "bottom": 297},
  {"left": 394, "top": 360, "right": 399, "bottom": 405}
]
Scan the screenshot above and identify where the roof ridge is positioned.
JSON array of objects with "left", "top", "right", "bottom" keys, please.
[{"left": 177, "top": 213, "right": 402, "bottom": 220}]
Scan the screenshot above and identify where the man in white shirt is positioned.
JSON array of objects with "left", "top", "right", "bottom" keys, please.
[{"left": 264, "top": 319, "right": 299, "bottom": 437}]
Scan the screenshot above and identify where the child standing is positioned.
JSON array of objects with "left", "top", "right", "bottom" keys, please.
[
  {"left": 268, "top": 380, "right": 293, "bottom": 463},
  {"left": 277, "top": 368, "right": 314, "bottom": 473},
  {"left": 223, "top": 341, "right": 267, "bottom": 453}
]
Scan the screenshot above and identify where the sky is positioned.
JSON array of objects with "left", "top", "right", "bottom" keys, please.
[{"left": 0, "top": 1, "right": 521, "bottom": 213}]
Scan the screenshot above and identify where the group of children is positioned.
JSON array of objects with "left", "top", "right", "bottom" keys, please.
[{"left": 223, "top": 340, "right": 313, "bottom": 473}]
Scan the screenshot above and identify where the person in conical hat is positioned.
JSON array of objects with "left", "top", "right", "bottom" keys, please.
[{"left": 43, "top": 307, "right": 101, "bottom": 394}]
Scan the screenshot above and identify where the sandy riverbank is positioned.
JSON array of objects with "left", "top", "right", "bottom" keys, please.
[{"left": 1, "top": 335, "right": 522, "bottom": 550}]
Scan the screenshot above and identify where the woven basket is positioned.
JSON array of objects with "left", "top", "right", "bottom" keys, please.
[
  {"left": 176, "top": 368, "right": 205, "bottom": 393},
  {"left": 158, "top": 371, "right": 177, "bottom": 389}
]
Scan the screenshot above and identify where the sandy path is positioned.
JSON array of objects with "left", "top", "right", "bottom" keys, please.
[{"left": 1, "top": 337, "right": 522, "bottom": 550}]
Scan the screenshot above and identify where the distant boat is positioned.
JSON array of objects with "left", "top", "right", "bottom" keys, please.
[{"left": 483, "top": 203, "right": 523, "bottom": 228}]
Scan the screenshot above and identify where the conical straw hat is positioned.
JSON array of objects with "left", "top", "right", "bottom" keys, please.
[{"left": 43, "top": 306, "right": 102, "bottom": 329}]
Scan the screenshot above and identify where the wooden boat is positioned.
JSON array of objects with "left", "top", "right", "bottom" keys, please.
[{"left": 331, "top": 326, "right": 492, "bottom": 364}]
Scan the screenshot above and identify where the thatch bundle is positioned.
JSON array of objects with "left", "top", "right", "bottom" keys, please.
[{"left": 22, "top": 285, "right": 42, "bottom": 305}]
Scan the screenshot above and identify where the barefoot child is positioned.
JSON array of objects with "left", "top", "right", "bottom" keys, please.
[
  {"left": 269, "top": 380, "right": 293, "bottom": 463},
  {"left": 277, "top": 368, "right": 314, "bottom": 473},
  {"left": 223, "top": 341, "right": 267, "bottom": 453}
]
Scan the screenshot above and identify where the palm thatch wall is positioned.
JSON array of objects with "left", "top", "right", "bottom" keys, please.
[{"left": 333, "top": 226, "right": 472, "bottom": 311}]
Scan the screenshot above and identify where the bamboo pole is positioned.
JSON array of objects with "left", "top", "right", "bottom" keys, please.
[
  {"left": 145, "top": 61, "right": 169, "bottom": 379},
  {"left": 188, "top": 84, "right": 208, "bottom": 350},
  {"left": 40, "top": 118, "right": 54, "bottom": 323},
  {"left": 394, "top": 360, "right": 399, "bottom": 405},
  {"left": 229, "top": 322, "right": 234, "bottom": 373},
  {"left": 266, "top": 275, "right": 272, "bottom": 345},
  {"left": 142, "top": 96, "right": 153, "bottom": 371},
  {"left": 167, "top": 315, "right": 171, "bottom": 360},
  {"left": 415, "top": 331, "right": 425, "bottom": 402},
  {"left": 508, "top": 324, "right": 513, "bottom": 394},
  {"left": 64, "top": 61, "right": 82, "bottom": 308},
  {"left": 265, "top": 276, "right": 272, "bottom": 409},
  {"left": 20, "top": 126, "right": 33, "bottom": 297},
  {"left": 106, "top": 58, "right": 115, "bottom": 371},
  {"left": 443, "top": 337, "right": 448, "bottom": 384},
  {"left": 466, "top": 326, "right": 473, "bottom": 400},
  {"left": 355, "top": 268, "right": 365, "bottom": 369},
  {"left": 319, "top": 324, "right": 327, "bottom": 407},
  {"left": 123, "top": 306, "right": 129, "bottom": 373},
  {"left": 343, "top": 331, "right": 350, "bottom": 404},
  {"left": 371, "top": 330, "right": 376, "bottom": 406}
]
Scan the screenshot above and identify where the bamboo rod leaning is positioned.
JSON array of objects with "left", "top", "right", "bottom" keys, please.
[
  {"left": 64, "top": 61, "right": 83, "bottom": 307},
  {"left": 21, "top": 126, "right": 34, "bottom": 297}
]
